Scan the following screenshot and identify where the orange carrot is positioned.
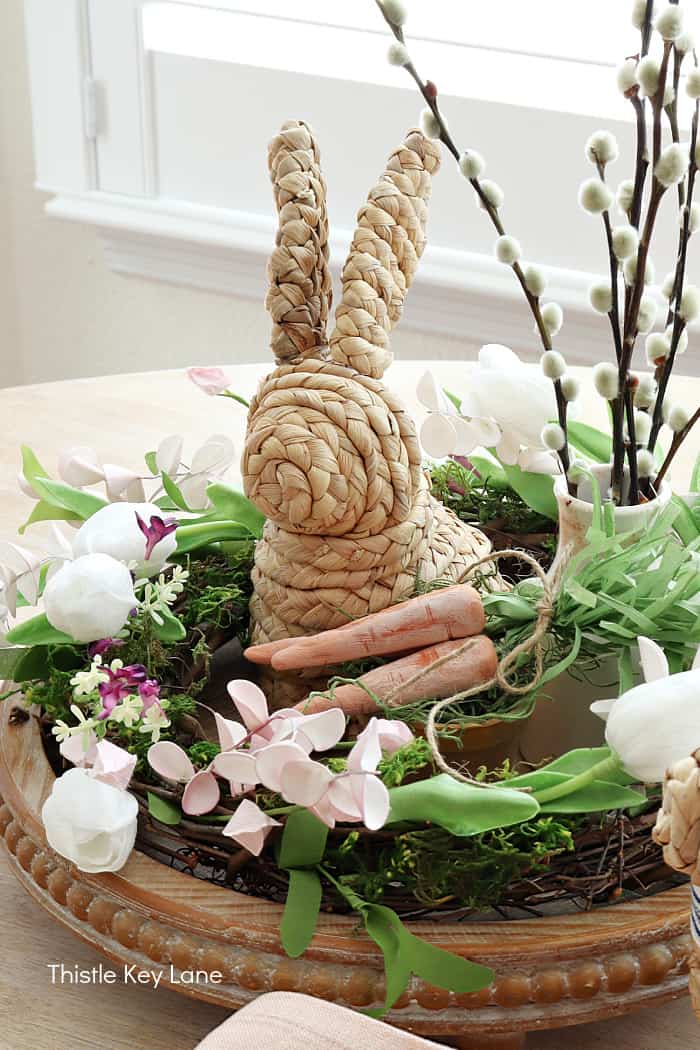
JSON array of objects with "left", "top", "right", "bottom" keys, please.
[
  {"left": 244, "top": 636, "right": 303, "bottom": 665},
  {"left": 296, "top": 635, "right": 497, "bottom": 716},
  {"left": 246, "top": 585, "right": 485, "bottom": 672}
]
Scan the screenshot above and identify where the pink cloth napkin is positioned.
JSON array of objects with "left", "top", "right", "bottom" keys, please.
[{"left": 195, "top": 992, "right": 441, "bottom": 1050}]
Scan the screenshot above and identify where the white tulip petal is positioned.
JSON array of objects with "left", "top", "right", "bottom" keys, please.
[
  {"left": 419, "top": 414, "right": 458, "bottom": 458},
  {"left": 156, "top": 434, "right": 184, "bottom": 477},
  {"left": 495, "top": 429, "right": 521, "bottom": 466},
  {"left": 517, "top": 448, "right": 561, "bottom": 475},
  {"left": 693, "top": 647, "right": 700, "bottom": 671},
  {"left": 638, "top": 636, "right": 669, "bottom": 683},
  {"left": 73, "top": 501, "right": 177, "bottom": 578},
  {"left": 478, "top": 343, "right": 524, "bottom": 372},
  {"left": 469, "top": 416, "right": 502, "bottom": 448},
  {"left": 590, "top": 698, "right": 616, "bottom": 722}
]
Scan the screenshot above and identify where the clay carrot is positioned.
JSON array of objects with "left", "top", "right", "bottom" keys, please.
[
  {"left": 245, "top": 585, "right": 485, "bottom": 671},
  {"left": 296, "top": 635, "right": 497, "bottom": 716}
]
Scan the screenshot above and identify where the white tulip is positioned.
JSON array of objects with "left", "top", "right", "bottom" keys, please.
[
  {"left": 43, "top": 553, "right": 136, "bottom": 643},
  {"left": 73, "top": 501, "right": 177, "bottom": 577},
  {"left": 41, "top": 767, "right": 138, "bottom": 873}
]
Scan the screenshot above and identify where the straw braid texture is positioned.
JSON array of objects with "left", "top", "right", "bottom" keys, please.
[
  {"left": 244, "top": 124, "right": 491, "bottom": 702},
  {"left": 266, "top": 121, "right": 332, "bottom": 366},
  {"left": 329, "top": 129, "right": 439, "bottom": 381},
  {"left": 653, "top": 751, "right": 700, "bottom": 877},
  {"left": 653, "top": 750, "right": 700, "bottom": 1019}
]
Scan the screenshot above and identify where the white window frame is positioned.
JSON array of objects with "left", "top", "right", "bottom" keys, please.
[{"left": 22, "top": 0, "right": 685, "bottom": 364}]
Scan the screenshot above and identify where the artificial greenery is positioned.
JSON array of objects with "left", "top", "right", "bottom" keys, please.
[{"left": 430, "top": 457, "right": 554, "bottom": 537}]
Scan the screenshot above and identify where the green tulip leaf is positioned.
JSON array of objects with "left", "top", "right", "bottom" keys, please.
[
  {"left": 19, "top": 500, "right": 81, "bottom": 534},
  {"left": 565, "top": 421, "right": 613, "bottom": 464},
  {"left": 278, "top": 808, "right": 329, "bottom": 869},
  {"left": 5, "top": 613, "right": 73, "bottom": 647},
  {"left": 497, "top": 461, "right": 558, "bottom": 521},
  {"left": 147, "top": 792, "right": 182, "bottom": 826},
  {"left": 160, "top": 472, "right": 195, "bottom": 513},
  {"left": 538, "top": 778, "right": 647, "bottom": 814},
  {"left": 387, "top": 773, "right": 540, "bottom": 835},
  {"left": 144, "top": 451, "right": 159, "bottom": 475},
  {"left": 280, "top": 868, "right": 323, "bottom": 959},
  {"left": 152, "top": 607, "right": 186, "bottom": 643},
  {"left": 175, "top": 521, "right": 255, "bottom": 554},
  {"left": 204, "top": 483, "right": 265, "bottom": 537}
]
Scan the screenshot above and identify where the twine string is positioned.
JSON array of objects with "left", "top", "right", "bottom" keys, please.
[{"left": 391, "top": 547, "right": 570, "bottom": 789}]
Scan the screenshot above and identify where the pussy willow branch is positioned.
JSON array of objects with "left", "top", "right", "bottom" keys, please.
[
  {"left": 649, "top": 94, "right": 699, "bottom": 451},
  {"left": 552, "top": 379, "right": 573, "bottom": 494},
  {"left": 655, "top": 405, "right": 700, "bottom": 487},
  {"left": 375, "top": 0, "right": 553, "bottom": 352}
]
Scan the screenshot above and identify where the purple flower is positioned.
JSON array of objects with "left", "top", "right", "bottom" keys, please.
[
  {"left": 88, "top": 638, "right": 125, "bottom": 659},
  {"left": 97, "top": 663, "right": 150, "bottom": 720},
  {"left": 135, "top": 513, "right": 178, "bottom": 562},
  {"left": 138, "top": 679, "right": 161, "bottom": 711}
]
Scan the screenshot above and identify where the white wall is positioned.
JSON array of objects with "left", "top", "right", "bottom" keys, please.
[{"left": 0, "top": 0, "right": 476, "bottom": 389}]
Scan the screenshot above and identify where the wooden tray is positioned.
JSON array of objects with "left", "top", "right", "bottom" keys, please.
[{"left": 0, "top": 700, "right": 691, "bottom": 1050}]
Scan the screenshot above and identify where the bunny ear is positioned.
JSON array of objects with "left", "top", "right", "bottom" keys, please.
[
  {"left": 266, "top": 120, "right": 332, "bottom": 367},
  {"left": 330, "top": 129, "right": 441, "bottom": 380}
]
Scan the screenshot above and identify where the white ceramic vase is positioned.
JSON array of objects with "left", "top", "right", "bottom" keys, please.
[{"left": 521, "top": 463, "right": 673, "bottom": 763}]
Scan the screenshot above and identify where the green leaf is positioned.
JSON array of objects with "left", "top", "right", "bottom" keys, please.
[
  {"left": 538, "top": 779, "right": 646, "bottom": 814},
  {"left": 175, "top": 521, "right": 253, "bottom": 554},
  {"left": 0, "top": 648, "right": 23, "bottom": 681},
  {"left": 280, "top": 868, "right": 322, "bottom": 958},
  {"left": 510, "top": 747, "right": 633, "bottom": 786},
  {"left": 672, "top": 495, "right": 700, "bottom": 543},
  {"left": 221, "top": 390, "right": 250, "bottom": 408},
  {"left": 11, "top": 645, "right": 50, "bottom": 682},
  {"left": 278, "top": 808, "right": 329, "bottom": 868},
  {"left": 24, "top": 476, "right": 107, "bottom": 521},
  {"left": 160, "top": 472, "right": 194, "bottom": 513},
  {"left": 147, "top": 792, "right": 182, "bottom": 826},
  {"left": 566, "top": 422, "right": 612, "bottom": 464},
  {"left": 205, "top": 483, "right": 265, "bottom": 537},
  {"left": 467, "top": 455, "right": 509, "bottom": 488},
  {"left": 498, "top": 461, "right": 558, "bottom": 521},
  {"left": 387, "top": 774, "right": 539, "bottom": 835},
  {"left": 691, "top": 449, "right": 700, "bottom": 493},
  {"left": 19, "top": 500, "right": 81, "bottom": 534},
  {"left": 152, "top": 607, "right": 186, "bottom": 643},
  {"left": 20, "top": 445, "right": 51, "bottom": 485},
  {"left": 363, "top": 904, "right": 493, "bottom": 1013},
  {"left": 144, "top": 451, "right": 159, "bottom": 475},
  {"left": 5, "top": 613, "right": 73, "bottom": 646},
  {"left": 443, "top": 388, "right": 462, "bottom": 412}
]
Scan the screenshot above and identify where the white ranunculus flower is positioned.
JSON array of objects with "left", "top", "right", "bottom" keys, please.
[
  {"left": 73, "top": 501, "right": 177, "bottom": 577},
  {"left": 417, "top": 346, "right": 561, "bottom": 475},
  {"left": 43, "top": 553, "right": 136, "bottom": 643},
  {"left": 41, "top": 767, "right": 138, "bottom": 873}
]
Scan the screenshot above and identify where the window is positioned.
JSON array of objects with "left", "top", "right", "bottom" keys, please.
[{"left": 23, "top": 0, "right": 699, "bottom": 362}]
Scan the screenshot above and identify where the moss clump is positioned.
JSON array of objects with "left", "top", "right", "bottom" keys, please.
[{"left": 430, "top": 458, "right": 553, "bottom": 536}]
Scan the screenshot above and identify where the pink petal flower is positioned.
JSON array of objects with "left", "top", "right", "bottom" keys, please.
[
  {"left": 309, "top": 793, "right": 339, "bottom": 829},
  {"left": 227, "top": 679, "right": 269, "bottom": 732},
  {"left": 156, "top": 434, "right": 184, "bottom": 477},
  {"left": 57, "top": 446, "right": 105, "bottom": 487},
  {"left": 326, "top": 776, "right": 363, "bottom": 822},
  {"left": 182, "top": 770, "right": 220, "bottom": 815},
  {"left": 222, "top": 799, "right": 280, "bottom": 856},
  {"left": 638, "top": 636, "right": 669, "bottom": 683},
  {"left": 348, "top": 719, "right": 382, "bottom": 775},
  {"left": 213, "top": 750, "right": 258, "bottom": 786},
  {"left": 187, "top": 366, "right": 231, "bottom": 396},
  {"left": 293, "top": 709, "right": 346, "bottom": 752},
  {"left": 147, "top": 740, "right": 195, "bottom": 783},
  {"left": 356, "top": 774, "right": 391, "bottom": 831},
  {"left": 60, "top": 731, "right": 98, "bottom": 767},
  {"left": 255, "top": 741, "right": 310, "bottom": 793},
  {"left": 280, "top": 759, "right": 333, "bottom": 807},
  {"left": 90, "top": 740, "right": 136, "bottom": 791},
  {"left": 372, "top": 718, "right": 414, "bottom": 755},
  {"left": 103, "top": 464, "right": 144, "bottom": 502},
  {"left": 214, "top": 712, "right": 247, "bottom": 751}
]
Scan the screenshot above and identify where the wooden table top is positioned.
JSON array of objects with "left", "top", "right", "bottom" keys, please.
[{"left": 1, "top": 362, "right": 698, "bottom": 1049}]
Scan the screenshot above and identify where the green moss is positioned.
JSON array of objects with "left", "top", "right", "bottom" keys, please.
[{"left": 430, "top": 459, "right": 552, "bottom": 535}]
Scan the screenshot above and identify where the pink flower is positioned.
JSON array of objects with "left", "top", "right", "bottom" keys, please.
[
  {"left": 147, "top": 740, "right": 221, "bottom": 816},
  {"left": 97, "top": 663, "right": 150, "bottom": 720},
  {"left": 135, "top": 513, "right": 178, "bottom": 561},
  {"left": 187, "top": 366, "right": 231, "bottom": 396},
  {"left": 60, "top": 737, "right": 135, "bottom": 792},
  {"left": 222, "top": 800, "right": 281, "bottom": 856}
]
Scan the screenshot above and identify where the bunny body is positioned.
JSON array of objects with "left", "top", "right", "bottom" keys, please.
[{"left": 242, "top": 121, "right": 490, "bottom": 696}]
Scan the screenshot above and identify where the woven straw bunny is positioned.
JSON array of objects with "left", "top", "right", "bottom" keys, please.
[
  {"left": 653, "top": 751, "right": 700, "bottom": 1018},
  {"left": 242, "top": 121, "right": 491, "bottom": 699}
]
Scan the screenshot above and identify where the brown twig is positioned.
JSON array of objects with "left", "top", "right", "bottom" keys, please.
[{"left": 655, "top": 405, "right": 700, "bottom": 487}]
